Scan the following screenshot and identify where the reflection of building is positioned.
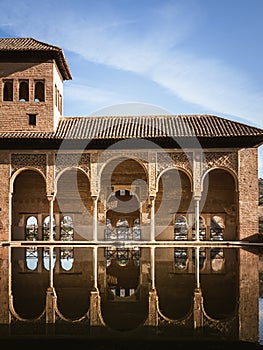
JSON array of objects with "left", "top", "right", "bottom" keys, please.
[{"left": 0, "top": 38, "right": 262, "bottom": 343}]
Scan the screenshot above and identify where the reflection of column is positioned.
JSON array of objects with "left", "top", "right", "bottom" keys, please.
[
  {"left": 92, "top": 196, "right": 98, "bottom": 242},
  {"left": 93, "top": 246, "right": 98, "bottom": 290},
  {"left": 146, "top": 246, "right": 158, "bottom": 326},
  {"left": 150, "top": 196, "right": 155, "bottom": 241},
  {"left": 47, "top": 195, "right": 54, "bottom": 242},
  {"left": 194, "top": 197, "right": 200, "bottom": 241},
  {"left": 195, "top": 246, "right": 200, "bottom": 289},
  {"left": 193, "top": 246, "right": 203, "bottom": 329},
  {"left": 46, "top": 246, "right": 57, "bottom": 323},
  {"left": 90, "top": 246, "right": 104, "bottom": 327},
  {"left": 150, "top": 246, "right": 155, "bottom": 289}
]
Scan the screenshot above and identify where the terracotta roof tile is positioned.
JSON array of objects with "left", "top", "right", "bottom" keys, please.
[
  {"left": 0, "top": 115, "right": 263, "bottom": 145},
  {"left": 0, "top": 37, "right": 72, "bottom": 80}
]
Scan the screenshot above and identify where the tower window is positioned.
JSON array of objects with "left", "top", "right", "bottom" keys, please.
[
  {"left": 28, "top": 114, "right": 37, "bottom": 126},
  {"left": 34, "top": 81, "right": 45, "bottom": 102},
  {"left": 3, "top": 80, "right": 13, "bottom": 101},
  {"left": 19, "top": 80, "right": 29, "bottom": 101}
]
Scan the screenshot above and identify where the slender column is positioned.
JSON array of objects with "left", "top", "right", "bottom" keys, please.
[
  {"left": 150, "top": 196, "right": 155, "bottom": 242},
  {"left": 47, "top": 195, "right": 55, "bottom": 242},
  {"left": 92, "top": 196, "right": 98, "bottom": 242},
  {"left": 194, "top": 198, "right": 200, "bottom": 241}
]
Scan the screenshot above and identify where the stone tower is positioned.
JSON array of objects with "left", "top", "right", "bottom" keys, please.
[{"left": 0, "top": 37, "right": 71, "bottom": 133}]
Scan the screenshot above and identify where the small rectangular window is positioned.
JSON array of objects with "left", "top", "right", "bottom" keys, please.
[
  {"left": 3, "top": 80, "right": 13, "bottom": 101},
  {"left": 34, "top": 80, "right": 45, "bottom": 102},
  {"left": 28, "top": 114, "right": 37, "bottom": 126}
]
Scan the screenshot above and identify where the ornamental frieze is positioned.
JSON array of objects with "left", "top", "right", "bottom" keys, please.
[
  {"left": 157, "top": 152, "right": 193, "bottom": 176},
  {"left": 203, "top": 152, "right": 238, "bottom": 174},
  {"left": 55, "top": 153, "right": 90, "bottom": 177},
  {"left": 11, "top": 154, "right": 46, "bottom": 175}
]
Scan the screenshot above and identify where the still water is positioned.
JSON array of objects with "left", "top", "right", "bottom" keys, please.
[{"left": 1, "top": 242, "right": 263, "bottom": 349}]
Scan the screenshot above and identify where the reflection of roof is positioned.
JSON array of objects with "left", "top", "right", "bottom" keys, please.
[
  {"left": 1, "top": 114, "right": 263, "bottom": 148},
  {"left": 0, "top": 37, "right": 72, "bottom": 80}
]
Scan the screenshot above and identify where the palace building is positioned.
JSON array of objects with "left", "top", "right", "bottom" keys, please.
[{"left": 0, "top": 37, "right": 262, "bottom": 341}]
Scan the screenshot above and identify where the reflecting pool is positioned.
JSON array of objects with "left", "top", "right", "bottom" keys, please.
[{"left": 0, "top": 241, "right": 263, "bottom": 349}]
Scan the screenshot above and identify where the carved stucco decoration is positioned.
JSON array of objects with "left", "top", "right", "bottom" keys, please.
[
  {"left": 55, "top": 153, "right": 90, "bottom": 177},
  {"left": 203, "top": 152, "right": 238, "bottom": 174},
  {"left": 157, "top": 152, "right": 193, "bottom": 177},
  {"left": 11, "top": 153, "right": 46, "bottom": 176}
]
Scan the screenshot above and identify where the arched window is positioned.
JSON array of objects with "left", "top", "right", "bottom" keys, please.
[
  {"left": 43, "top": 216, "right": 56, "bottom": 271},
  {"left": 43, "top": 216, "right": 56, "bottom": 241},
  {"left": 104, "top": 218, "right": 114, "bottom": 240},
  {"left": 174, "top": 248, "right": 188, "bottom": 270},
  {"left": 19, "top": 80, "right": 29, "bottom": 101},
  {"left": 174, "top": 216, "right": 187, "bottom": 240},
  {"left": 133, "top": 218, "right": 141, "bottom": 240},
  {"left": 116, "top": 248, "right": 129, "bottom": 266},
  {"left": 116, "top": 218, "right": 130, "bottom": 240},
  {"left": 3, "top": 80, "right": 13, "bottom": 101},
  {"left": 210, "top": 248, "right": 224, "bottom": 271},
  {"left": 34, "top": 81, "right": 45, "bottom": 102},
  {"left": 25, "top": 215, "right": 38, "bottom": 241},
  {"left": 210, "top": 216, "right": 224, "bottom": 241},
  {"left": 60, "top": 216, "right": 74, "bottom": 271},
  {"left": 132, "top": 247, "right": 140, "bottom": 267},
  {"left": 25, "top": 216, "right": 38, "bottom": 271}
]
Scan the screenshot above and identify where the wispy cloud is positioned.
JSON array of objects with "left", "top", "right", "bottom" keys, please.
[{"left": 1, "top": 0, "right": 263, "bottom": 126}]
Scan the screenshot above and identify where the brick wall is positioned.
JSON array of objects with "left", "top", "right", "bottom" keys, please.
[{"left": 238, "top": 148, "right": 259, "bottom": 240}]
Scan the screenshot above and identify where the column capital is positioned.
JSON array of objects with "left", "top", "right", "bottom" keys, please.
[{"left": 46, "top": 193, "right": 55, "bottom": 201}]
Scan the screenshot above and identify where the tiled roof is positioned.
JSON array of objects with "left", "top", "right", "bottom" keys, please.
[
  {"left": 54, "top": 114, "right": 263, "bottom": 139},
  {"left": 0, "top": 115, "right": 263, "bottom": 145},
  {"left": 0, "top": 37, "right": 72, "bottom": 80}
]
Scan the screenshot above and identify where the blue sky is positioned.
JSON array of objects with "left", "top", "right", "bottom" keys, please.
[{"left": 1, "top": 0, "right": 263, "bottom": 175}]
